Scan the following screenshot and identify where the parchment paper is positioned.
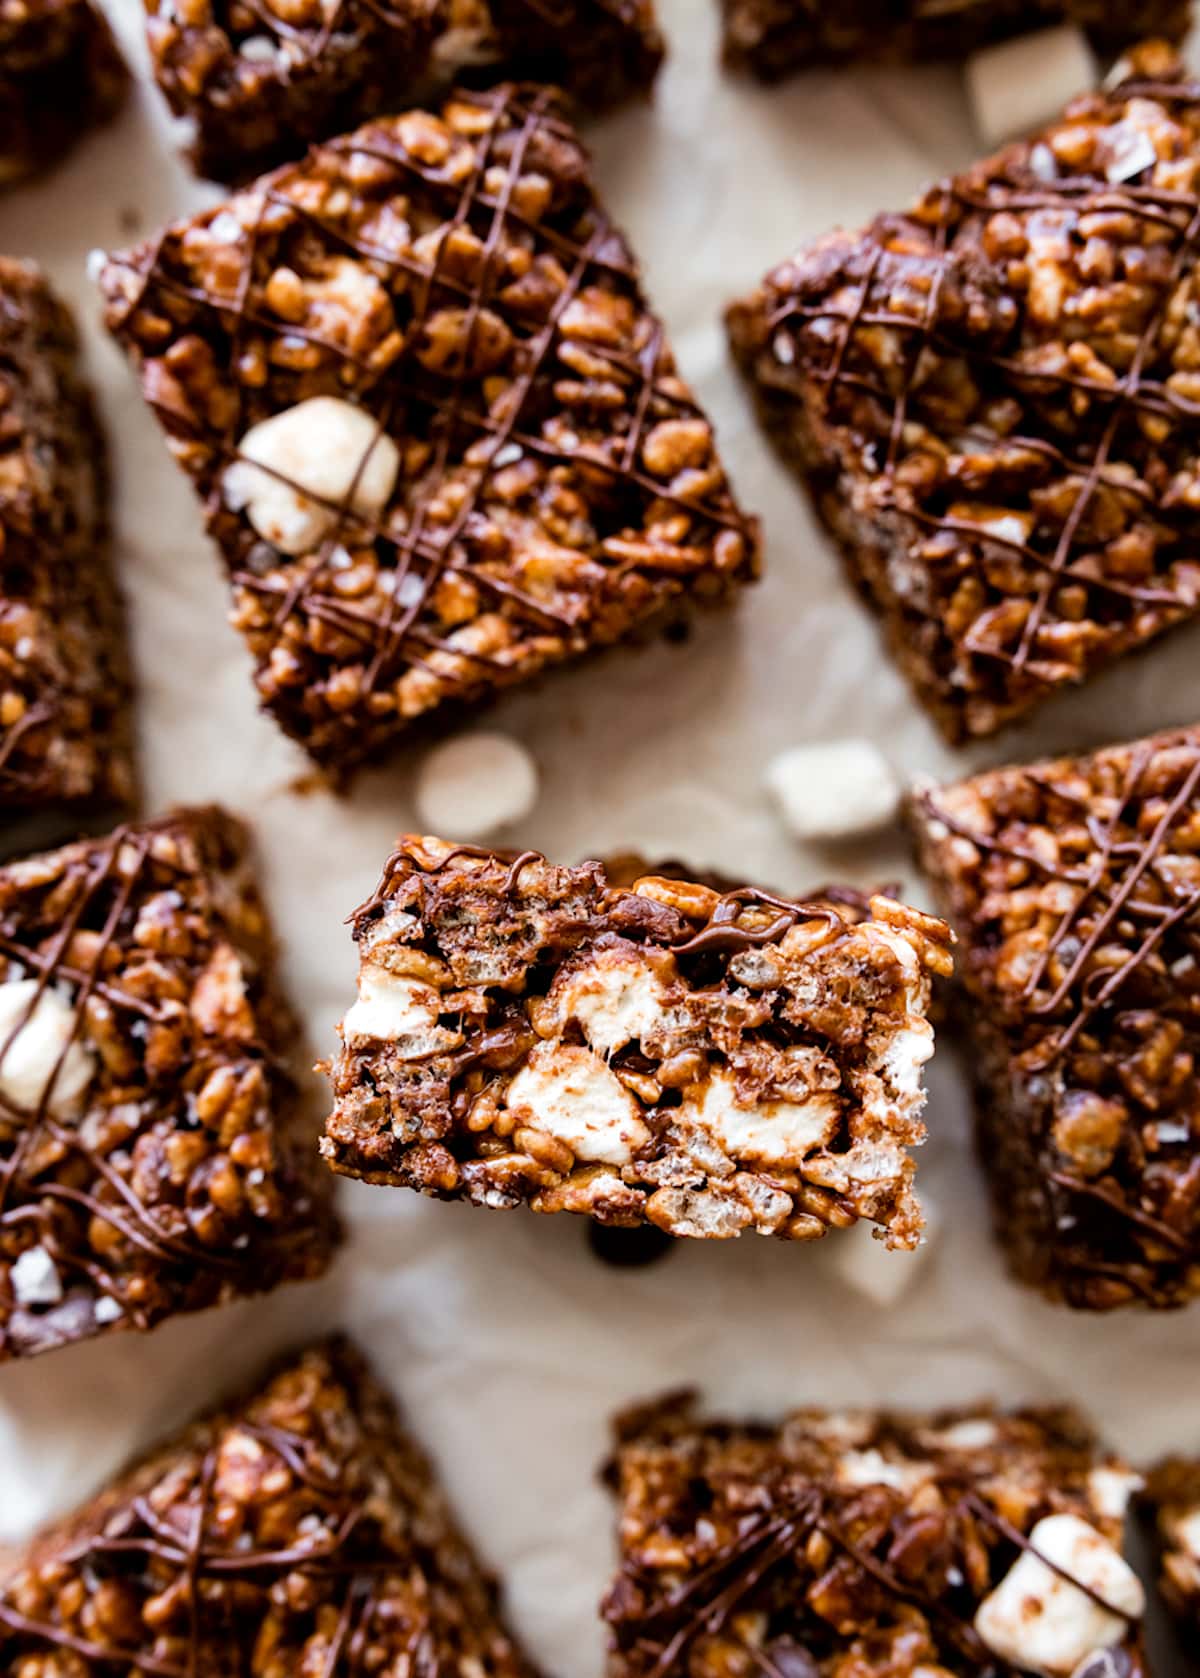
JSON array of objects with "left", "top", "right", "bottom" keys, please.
[{"left": 0, "top": 4, "right": 1196, "bottom": 1670}]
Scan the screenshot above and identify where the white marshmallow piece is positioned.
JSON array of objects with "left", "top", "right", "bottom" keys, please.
[
  {"left": 837, "top": 1447, "right": 932, "bottom": 1493},
  {"left": 504, "top": 1042, "right": 651, "bottom": 1165},
  {"left": 223, "top": 396, "right": 400, "bottom": 556},
  {"left": 342, "top": 968, "right": 438, "bottom": 1045},
  {"left": 974, "top": 1514, "right": 1144, "bottom": 1676},
  {"left": 966, "top": 25, "right": 1097, "bottom": 149},
  {"left": 764, "top": 739, "right": 900, "bottom": 842},
  {"left": 0, "top": 980, "right": 96, "bottom": 1117},
  {"left": 551, "top": 952, "right": 673, "bottom": 1057},
  {"left": 415, "top": 732, "right": 539, "bottom": 841},
  {"left": 825, "top": 1195, "right": 939, "bottom": 1307},
  {"left": 10, "top": 1245, "right": 63, "bottom": 1308},
  {"left": 925, "top": 1418, "right": 1000, "bottom": 1453},
  {"left": 1087, "top": 1467, "right": 1144, "bottom": 1522},
  {"left": 685, "top": 1068, "right": 838, "bottom": 1167},
  {"left": 1176, "top": 1506, "right": 1200, "bottom": 1560}
]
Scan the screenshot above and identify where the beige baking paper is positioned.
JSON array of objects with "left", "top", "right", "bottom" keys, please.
[{"left": 0, "top": 3, "right": 1196, "bottom": 1670}]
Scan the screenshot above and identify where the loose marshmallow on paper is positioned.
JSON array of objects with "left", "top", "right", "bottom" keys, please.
[
  {"left": 824, "top": 1194, "right": 940, "bottom": 1307},
  {"left": 966, "top": 25, "right": 1097, "bottom": 149},
  {"left": 415, "top": 731, "right": 539, "bottom": 840},
  {"left": 764, "top": 739, "right": 900, "bottom": 842}
]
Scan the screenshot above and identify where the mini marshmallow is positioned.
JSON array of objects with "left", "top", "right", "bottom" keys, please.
[
  {"left": 824, "top": 1195, "right": 939, "bottom": 1307},
  {"left": 551, "top": 951, "right": 674, "bottom": 1057},
  {"left": 966, "top": 25, "right": 1097, "bottom": 149},
  {"left": 1176, "top": 1506, "right": 1200, "bottom": 1559},
  {"left": 223, "top": 396, "right": 400, "bottom": 556},
  {"left": 764, "top": 739, "right": 900, "bottom": 842},
  {"left": 415, "top": 732, "right": 539, "bottom": 841},
  {"left": 974, "top": 1513, "right": 1144, "bottom": 1675},
  {"left": 0, "top": 980, "right": 96, "bottom": 1117},
  {"left": 505, "top": 1042, "right": 650, "bottom": 1165},
  {"left": 837, "top": 1447, "right": 932, "bottom": 1493},
  {"left": 1087, "top": 1466, "right": 1144, "bottom": 1521},
  {"left": 343, "top": 968, "right": 439, "bottom": 1044},
  {"left": 685, "top": 1069, "right": 839, "bottom": 1167},
  {"left": 10, "top": 1245, "right": 64, "bottom": 1308},
  {"left": 93, "top": 1295, "right": 124, "bottom": 1324}
]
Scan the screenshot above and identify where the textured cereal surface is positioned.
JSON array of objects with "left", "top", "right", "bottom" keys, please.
[
  {"left": 0, "top": 807, "right": 339, "bottom": 1362},
  {"left": 100, "top": 84, "right": 758, "bottom": 772},
  {"left": 913, "top": 723, "right": 1200, "bottom": 1308},
  {"left": 719, "top": 0, "right": 1190, "bottom": 79},
  {"left": 728, "top": 45, "right": 1200, "bottom": 741},
  {"left": 0, "top": 1338, "right": 536, "bottom": 1678},
  {"left": 605, "top": 1393, "right": 1146, "bottom": 1678},
  {"left": 323, "top": 837, "right": 951, "bottom": 1246},
  {"left": 1142, "top": 1455, "right": 1200, "bottom": 1633},
  {"left": 145, "top": 0, "right": 664, "bottom": 181},
  {"left": 0, "top": 0, "right": 127, "bottom": 185},
  {"left": 0, "top": 259, "right": 133, "bottom": 823}
]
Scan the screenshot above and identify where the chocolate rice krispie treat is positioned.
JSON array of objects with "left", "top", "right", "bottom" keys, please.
[
  {"left": 728, "top": 43, "right": 1200, "bottom": 744},
  {"left": 98, "top": 85, "right": 759, "bottom": 775},
  {"left": 912, "top": 723, "right": 1200, "bottom": 1310},
  {"left": 322, "top": 837, "right": 952, "bottom": 1246},
  {"left": 0, "top": 807, "right": 339, "bottom": 1361},
  {"left": 1142, "top": 1455, "right": 1200, "bottom": 1633},
  {"left": 0, "top": 1338, "right": 536, "bottom": 1678},
  {"left": 1, "top": 0, "right": 127, "bottom": 187},
  {"left": 604, "top": 1393, "right": 1148, "bottom": 1678},
  {"left": 719, "top": 0, "right": 1190, "bottom": 81},
  {"left": 146, "top": 0, "right": 664, "bottom": 182},
  {"left": 0, "top": 260, "right": 134, "bottom": 831}
]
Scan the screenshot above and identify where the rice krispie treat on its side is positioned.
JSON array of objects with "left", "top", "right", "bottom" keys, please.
[
  {"left": 0, "top": 260, "right": 133, "bottom": 832},
  {"left": 0, "top": 0, "right": 127, "bottom": 187},
  {"left": 605, "top": 1393, "right": 1148, "bottom": 1678},
  {"left": 322, "top": 837, "right": 952, "bottom": 1247},
  {"left": 0, "top": 807, "right": 339, "bottom": 1362},
  {"left": 728, "top": 44, "right": 1200, "bottom": 743},
  {"left": 146, "top": 0, "right": 664, "bottom": 183},
  {"left": 719, "top": 0, "right": 1190, "bottom": 81},
  {"left": 912, "top": 723, "right": 1200, "bottom": 1310},
  {"left": 98, "top": 85, "right": 759, "bottom": 776},
  {"left": 0, "top": 1338, "right": 536, "bottom": 1678},
  {"left": 1142, "top": 1456, "right": 1200, "bottom": 1634}
]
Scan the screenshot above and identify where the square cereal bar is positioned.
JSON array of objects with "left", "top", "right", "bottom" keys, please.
[
  {"left": 0, "top": 259, "right": 134, "bottom": 829},
  {"left": 321, "top": 837, "right": 952, "bottom": 1246},
  {"left": 912, "top": 724, "right": 1200, "bottom": 1310},
  {"left": 604, "top": 1393, "right": 1147, "bottom": 1678},
  {"left": 0, "top": 807, "right": 339, "bottom": 1361},
  {"left": 0, "top": 1338, "right": 535, "bottom": 1678},
  {"left": 98, "top": 85, "right": 759, "bottom": 774},
  {"left": 727, "top": 45, "right": 1200, "bottom": 743},
  {"left": 0, "top": 0, "right": 127, "bottom": 186},
  {"left": 1142, "top": 1456, "right": 1200, "bottom": 1634},
  {"left": 719, "top": 0, "right": 1190, "bottom": 80},
  {"left": 146, "top": 0, "right": 664, "bottom": 182}
]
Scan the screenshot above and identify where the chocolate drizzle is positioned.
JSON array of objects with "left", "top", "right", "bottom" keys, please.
[
  {"left": 0, "top": 809, "right": 336, "bottom": 1358},
  {"left": 668, "top": 887, "right": 846, "bottom": 959},
  {"left": 916, "top": 726, "right": 1200, "bottom": 1300},
  {"left": 0, "top": 260, "right": 133, "bottom": 817},
  {"left": 0, "top": 1340, "right": 533, "bottom": 1678},
  {"left": 103, "top": 82, "right": 757, "bottom": 771},
  {"left": 917, "top": 734, "right": 1200, "bottom": 1069},
  {"left": 606, "top": 1405, "right": 1147, "bottom": 1678},
  {"left": 729, "top": 51, "right": 1200, "bottom": 740}
]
